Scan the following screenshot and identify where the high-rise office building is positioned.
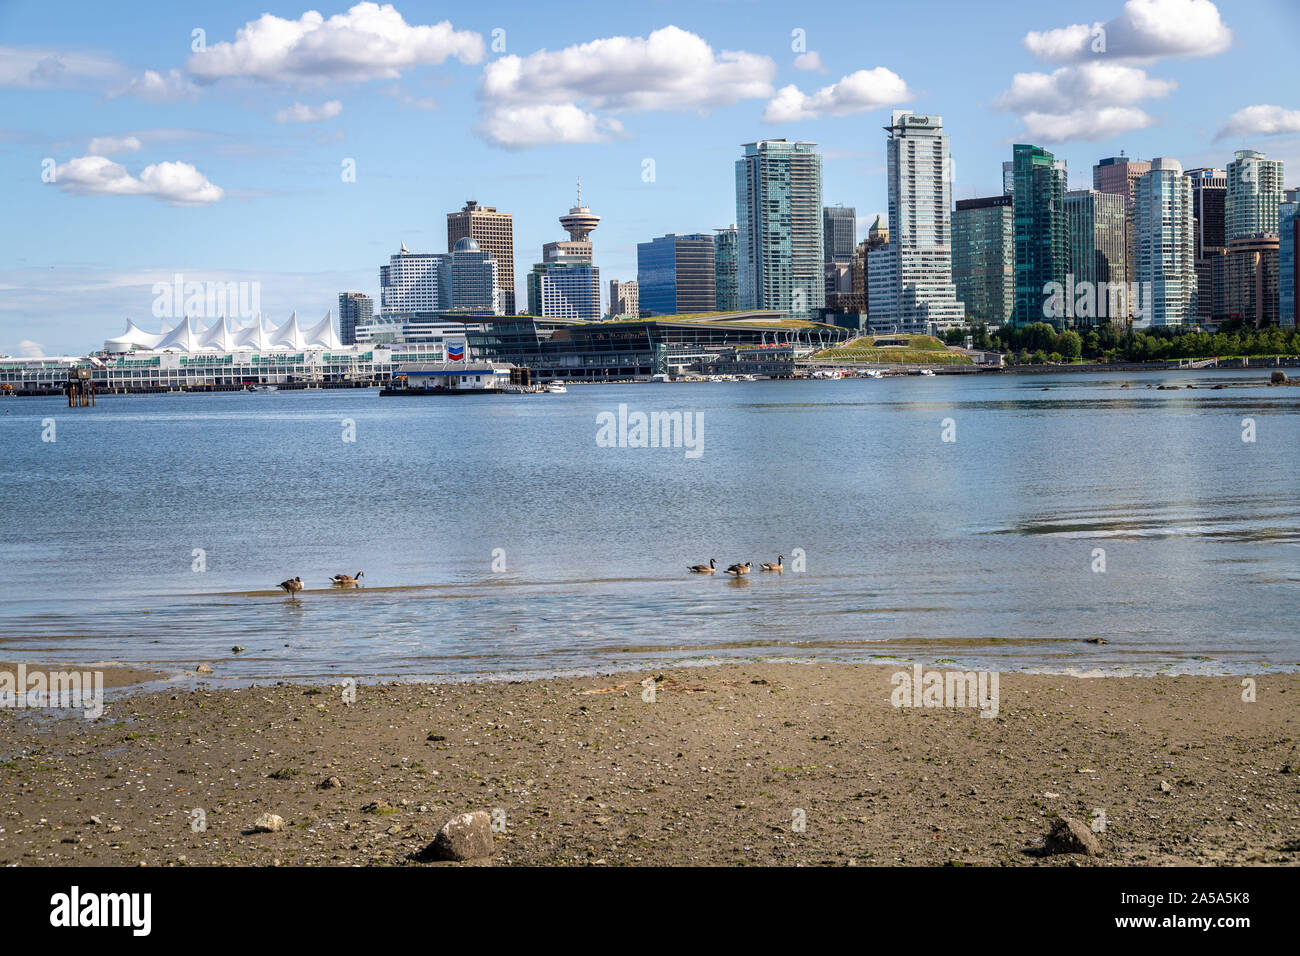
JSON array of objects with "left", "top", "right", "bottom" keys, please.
[
  {"left": 1280, "top": 201, "right": 1299, "bottom": 329},
  {"left": 337, "top": 291, "right": 373, "bottom": 346},
  {"left": 1002, "top": 161, "right": 1015, "bottom": 198},
  {"left": 823, "top": 205, "right": 857, "bottom": 262},
  {"left": 637, "top": 233, "right": 717, "bottom": 316},
  {"left": 609, "top": 279, "right": 639, "bottom": 318},
  {"left": 1093, "top": 154, "right": 1151, "bottom": 306},
  {"left": 953, "top": 195, "right": 1014, "bottom": 327},
  {"left": 735, "top": 140, "right": 824, "bottom": 320},
  {"left": 713, "top": 226, "right": 739, "bottom": 312},
  {"left": 449, "top": 238, "right": 501, "bottom": 314},
  {"left": 1186, "top": 168, "right": 1227, "bottom": 324},
  {"left": 1213, "top": 235, "right": 1279, "bottom": 327},
  {"left": 1135, "top": 158, "right": 1196, "bottom": 327},
  {"left": 1013, "top": 144, "right": 1069, "bottom": 327},
  {"left": 1226, "top": 150, "right": 1285, "bottom": 241},
  {"left": 380, "top": 243, "right": 450, "bottom": 313},
  {"left": 879, "top": 111, "right": 964, "bottom": 332},
  {"left": 447, "top": 201, "right": 516, "bottom": 314},
  {"left": 1063, "top": 189, "right": 1126, "bottom": 326}
]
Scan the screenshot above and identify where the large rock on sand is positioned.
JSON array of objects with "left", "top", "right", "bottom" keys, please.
[
  {"left": 427, "top": 811, "right": 494, "bottom": 861},
  {"left": 1043, "top": 816, "right": 1101, "bottom": 856}
]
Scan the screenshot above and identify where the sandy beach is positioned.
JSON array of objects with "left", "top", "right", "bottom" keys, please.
[{"left": 1, "top": 661, "right": 1296, "bottom": 866}]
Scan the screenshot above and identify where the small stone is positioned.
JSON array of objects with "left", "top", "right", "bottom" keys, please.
[
  {"left": 88, "top": 815, "right": 103, "bottom": 825},
  {"left": 318, "top": 776, "right": 342, "bottom": 790},
  {"left": 250, "top": 813, "right": 285, "bottom": 833},
  {"left": 195, "top": 664, "right": 213, "bottom": 675},
  {"left": 231, "top": 646, "right": 245, "bottom": 654},
  {"left": 1159, "top": 780, "right": 1173, "bottom": 793},
  {"left": 1043, "top": 816, "right": 1102, "bottom": 856},
  {"left": 424, "top": 811, "right": 494, "bottom": 861},
  {"left": 361, "top": 800, "right": 393, "bottom": 814}
]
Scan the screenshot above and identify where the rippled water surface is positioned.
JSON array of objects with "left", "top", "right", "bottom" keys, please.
[{"left": 1, "top": 369, "right": 1296, "bottom": 679}]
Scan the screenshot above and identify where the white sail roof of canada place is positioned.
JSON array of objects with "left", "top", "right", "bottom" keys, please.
[{"left": 104, "top": 313, "right": 344, "bottom": 353}]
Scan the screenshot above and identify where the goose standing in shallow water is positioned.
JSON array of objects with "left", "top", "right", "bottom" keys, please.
[
  {"left": 725, "top": 562, "right": 751, "bottom": 576},
  {"left": 760, "top": 555, "right": 783, "bottom": 572},
  {"left": 278, "top": 577, "right": 303, "bottom": 595},
  {"left": 688, "top": 558, "right": 717, "bottom": 574},
  {"left": 330, "top": 571, "right": 364, "bottom": 586}
]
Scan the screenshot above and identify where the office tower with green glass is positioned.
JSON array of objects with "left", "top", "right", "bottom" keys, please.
[
  {"left": 1012, "top": 144, "right": 1069, "bottom": 327},
  {"left": 713, "top": 225, "right": 739, "bottom": 312}
]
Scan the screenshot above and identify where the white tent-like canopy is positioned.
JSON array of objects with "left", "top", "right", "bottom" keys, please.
[{"left": 104, "top": 313, "right": 343, "bottom": 353}]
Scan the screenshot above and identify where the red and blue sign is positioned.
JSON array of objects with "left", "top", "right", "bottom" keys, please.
[{"left": 447, "top": 342, "right": 465, "bottom": 362}]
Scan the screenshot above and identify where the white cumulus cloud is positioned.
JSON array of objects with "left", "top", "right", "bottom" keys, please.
[
  {"left": 0, "top": 46, "right": 124, "bottom": 90},
  {"left": 18, "top": 340, "right": 45, "bottom": 358},
  {"left": 52, "top": 156, "right": 224, "bottom": 205},
  {"left": 762, "top": 68, "right": 911, "bottom": 123},
  {"left": 793, "top": 51, "right": 825, "bottom": 72},
  {"left": 1216, "top": 104, "right": 1300, "bottom": 141},
  {"left": 1024, "top": 0, "right": 1231, "bottom": 62},
  {"left": 87, "top": 135, "right": 142, "bottom": 155},
  {"left": 478, "top": 25, "right": 774, "bottom": 147},
  {"left": 273, "top": 100, "right": 343, "bottom": 123},
  {"left": 187, "top": 2, "right": 484, "bottom": 84},
  {"left": 113, "top": 68, "right": 199, "bottom": 103},
  {"left": 477, "top": 104, "right": 625, "bottom": 150},
  {"left": 1017, "top": 106, "right": 1156, "bottom": 142},
  {"left": 996, "top": 62, "right": 1175, "bottom": 115}
]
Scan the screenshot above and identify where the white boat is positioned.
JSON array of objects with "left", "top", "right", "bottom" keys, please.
[
  {"left": 249, "top": 384, "right": 278, "bottom": 392},
  {"left": 545, "top": 381, "right": 568, "bottom": 394},
  {"left": 865, "top": 369, "right": 884, "bottom": 379},
  {"left": 919, "top": 369, "right": 936, "bottom": 376}
]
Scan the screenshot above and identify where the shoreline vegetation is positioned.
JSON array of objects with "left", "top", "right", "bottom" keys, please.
[{"left": 2, "top": 661, "right": 1296, "bottom": 866}]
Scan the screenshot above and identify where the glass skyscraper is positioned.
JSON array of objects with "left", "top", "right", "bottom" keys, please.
[
  {"left": 1135, "top": 158, "right": 1196, "bottom": 327},
  {"left": 637, "top": 234, "right": 717, "bottom": 316},
  {"left": 380, "top": 244, "right": 450, "bottom": 313},
  {"left": 880, "top": 111, "right": 964, "bottom": 333},
  {"left": 450, "top": 238, "right": 501, "bottom": 314},
  {"left": 1013, "top": 144, "right": 1069, "bottom": 327},
  {"left": 952, "top": 195, "right": 1013, "bottom": 327},
  {"left": 735, "top": 140, "right": 824, "bottom": 320},
  {"left": 337, "top": 291, "right": 373, "bottom": 346},
  {"left": 823, "top": 205, "right": 857, "bottom": 262},
  {"left": 713, "top": 226, "right": 739, "bottom": 312},
  {"left": 1064, "top": 189, "right": 1126, "bottom": 326},
  {"left": 1280, "top": 201, "right": 1299, "bottom": 329}
]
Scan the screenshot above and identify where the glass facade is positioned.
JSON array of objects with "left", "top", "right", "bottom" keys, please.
[
  {"left": 527, "top": 257, "right": 601, "bottom": 321},
  {"left": 822, "top": 205, "right": 857, "bottom": 262},
  {"left": 337, "top": 292, "right": 373, "bottom": 346},
  {"left": 1226, "top": 150, "right": 1285, "bottom": 242},
  {"left": 1013, "top": 143, "right": 1069, "bottom": 327},
  {"left": 1135, "top": 158, "right": 1197, "bottom": 327},
  {"left": 636, "top": 234, "right": 716, "bottom": 316},
  {"left": 713, "top": 226, "right": 739, "bottom": 312},
  {"left": 1280, "top": 202, "right": 1299, "bottom": 329},
  {"left": 735, "top": 140, "right": 824, "bottom": 320},
  {"left": 952, "top": 195, "right": 1013, "bottom": 327},
  {"left": 1064, "top": 189, "right": 1126, "bottom": 326}
]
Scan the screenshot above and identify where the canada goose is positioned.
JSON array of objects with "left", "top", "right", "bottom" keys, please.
[
  {"left": 760, "top": 555, "right": 783, "bottom": 572},
  {"left": 330, "top": 571, "right": 364, "bottom": 586},
  {"left": 278, "top": 577, "right": 303, "bottom": 594},
  {"left": 725, "top": 562, "right": 751, "bottom": 576},
  {"left": 688, "top": 558, "right": 716, "bottom": 574}
]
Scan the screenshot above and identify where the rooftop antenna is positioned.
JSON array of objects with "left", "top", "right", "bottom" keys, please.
[{"left": 576, "top": 177, "right": 583, "bottom": 207}]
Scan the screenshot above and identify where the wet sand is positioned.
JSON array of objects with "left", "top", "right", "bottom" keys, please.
[{"left": 0, "top": 662, "right": 1296, "bottom": 866}]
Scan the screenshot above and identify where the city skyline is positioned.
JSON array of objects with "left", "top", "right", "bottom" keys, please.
[{"left": 2, "top": 0, "right": 1299, "bottom": 353}]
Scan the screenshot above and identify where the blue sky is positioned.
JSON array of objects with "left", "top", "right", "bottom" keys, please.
[{"left": 2, "top": 0, "right": 1298, "bottom": 354}]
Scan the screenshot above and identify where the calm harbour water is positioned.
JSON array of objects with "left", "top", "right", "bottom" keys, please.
[{"left": 1, "top": 369, "right": 1296, "bottom": 681}]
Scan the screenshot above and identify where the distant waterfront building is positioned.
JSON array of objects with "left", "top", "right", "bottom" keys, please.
[
  {"left": 1280, "top": 201, "right": 1299, "bottom": 329},
  {"left": 866, "top": 245, "right": 898, "bottom": 331},
  {"left": 1002, "top": 161, "right": 1015, "bottom": 197},
  {"left": 450, "top": 238, "right": 501, "bottom": 314},
  {"left": 1134, "top": 158, "right": 1196, "bottom": 327},
  {"left": 527, "top": 188, "right": 602, "bottom": 321},
  {"left": 952, "top": 195, "right": 1014, "bottom": 327},
  {"left": 1013, "top": 144, "right": 1069, "bottom": 327},
  {"left": 380, "top": 244, "right": 450, "bottom": 313},
  {"left": 879, "top": 111, "right": 964, "bottom": 333},
  {"left": 823, "top": 205, "right": 857, "bottom": 262},
  {"left": 527, "top": 256, "right": 601, "bottom": 321},
  {"left": 713, "top": 225, "right": 739, "bottom": 312},
  {"left": 735, "top": 139, "right": 824, "bottom": 320},
  {"left": 1186, "top": 168, "right": 1227, "bottom": 324},
  {"left": 1226, "top": 150, "right": 1285, "bottom": 241},
  {"left": 1093, "top": 154, "right": 1151, "bottom": 302},
  {"left": 337, "top": 291, "right": 373, "bottom": 346},
  {"left": 609, "top": 279, "right": 639, "bottom": 318},
  {"left": 637, "top": 233, "right": 717, "bottom": 316},
  {"left": 1063, "top": 189, "right": 1126, "bottom": 326},
  {"left": 1213, "top": 234, "right": 1279, "bottom": 327},
  {"left": 447, "top": 201, "right": 516, "bottom": 314}
]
